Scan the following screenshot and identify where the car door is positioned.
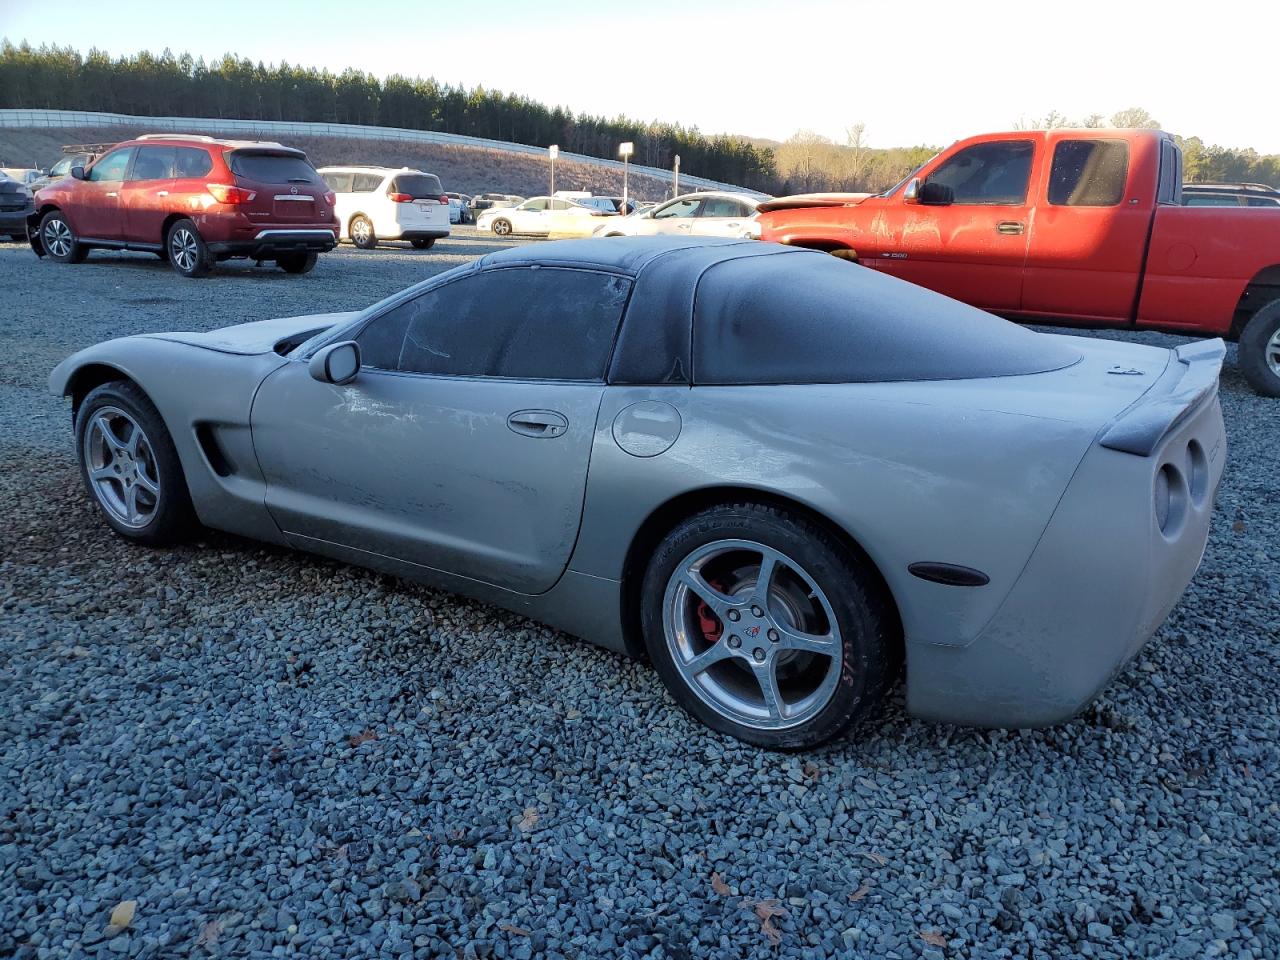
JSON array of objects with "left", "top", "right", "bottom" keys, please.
[
  {"left": 250, "top": 265, "right": 632, "bottom": 594},
  {"left": 647, "top": 196, "right": 703, "bottom": 235},
  {"left": 511, "top": 198, "right": 549, "bottom": 233},
  {"left": 75, "top": 146, "right": 134, "bottom": 240},
  {"left": 872, "top": 139, "right": 1035, "bottom": 312},
  {"left": 1021, "top": 135, "right": 1148, "bottom": 323},
  {"left": 121, "top": 145, "right": 174, "bottom": 245},
  {"left": 692, "top": 195, "right": 754, "bottom": 237}
]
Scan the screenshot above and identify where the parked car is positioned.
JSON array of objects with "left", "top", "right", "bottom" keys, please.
[
  {"left": 318, "top": 166, "right": 451, "bottom": 249},
  {"left": 1, "top": 168, "right": 42, "bottom": 187},
  {"left": 50, "top": 236, "right": 1224, "bottom": 748},
  {"left": 476, "top": 195, "right": 606, "bottom": 237},
  {"left": 470, "top": 193, "right": 523, "bottom": 217},
  {"left": 1181, "top": 182, "right": 1280, "bottom": 207},
  {"left": 0, "top": 174, "right": 35, "bottom": 241},
  {"left": 595, "top": 191, "right": 762, "bottom": 239},
  {"left": 578, "top": 195, "right": 638, "bottom": 215},
  {"left": 758, "top": 128, "right": 1280, "bottom": 396},
  {"left": 30, "top": 144, "right": 118, "bottom": 192},
  {"left": 445, "top": 192, "right": 473, "bottom": 224},
  {"left": 29, "top": 134, "right": 338, "bottom": 277}
]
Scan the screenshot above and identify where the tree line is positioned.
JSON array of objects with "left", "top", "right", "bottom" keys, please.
[{"left": 0, "top": 42, "right": 776, "bottom": 189}]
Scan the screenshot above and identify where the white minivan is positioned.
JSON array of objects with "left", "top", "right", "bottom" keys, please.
[{"left": 317, "top": 166, "right": 452, "bottom": 249}]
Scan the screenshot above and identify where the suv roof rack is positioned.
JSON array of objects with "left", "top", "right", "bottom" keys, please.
[
  {"left": 1184, "top": 182, "right": 1278, "bottom": 194},
  {"left": 61, "top": 142, "right": 117, "bottom": 155},
  {"left": 136, "top": 133, "right": 218, "bottom": 143}
]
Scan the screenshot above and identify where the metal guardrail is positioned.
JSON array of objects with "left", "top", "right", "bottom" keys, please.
[{"left": 0, "top": 108, "right": 763, "bottom": 195}]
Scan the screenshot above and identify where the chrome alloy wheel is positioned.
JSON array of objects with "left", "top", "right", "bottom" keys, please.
[
  {"left": 1267, "top": 326, "right": 1280, "bottom": 377},
  {"left": 662, "top": 539, "right": 843, "bottom": 731},
  {"left": 351, "top": 217, "right": 372, "bottom": 245},
  {"left": 43, "top": 217, "right": 72, "bottom": 257},
  {"left": 83, "top": 406, "right": 161, "bottom": 529},
  {"left": 169, "top": 226, "right": 199, "bottom": 272}
]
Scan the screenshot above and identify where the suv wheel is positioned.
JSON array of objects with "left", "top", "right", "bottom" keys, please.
[
  {"left": 40, "top": 211, "right": 87, "bottom": 263},
  {"left": 350, "top": 215, "right": 376, "bottom": 249},
  {"left": 410, "top": 238, "right": 435, "bottom": 250},
  {"left": 277, "top": 251, "right": 318, "bottom": 275},
  {"left": 167, "top": 219, "right": 213, "bottom": 278},
  {"left": 1239, "top": 300, "right": 1280, "bottom": 398}
]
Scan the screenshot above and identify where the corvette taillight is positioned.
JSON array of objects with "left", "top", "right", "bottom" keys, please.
[
  {"left": 207, "top": 183, "right": 256, "bottom": 204},
  {"left": 388, "top": 192, "right": 412, "bottom": 203}
]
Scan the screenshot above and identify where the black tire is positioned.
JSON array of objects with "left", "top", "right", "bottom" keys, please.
[
  {"left": 75, "top": 380, "right": 198, "bottom": 546},
  {"left": 277, "top": 251, "right": 318, "bottom": 274},
  {"left": 640, "top": 502, "right": 900, "bottom": 750},
  {"left": 492, "top": 218, "right": 512, "bottom": 237},
  {"left": 166, "top": 219, "right": 213, "bottom": 277},
  {"left": 39, "top": 210, "right": 87, "bottom": 263},
  {"left": 1239, "top": 300, "right": 1280, "bottom": 398},
  {"left": 410, "top": 238, "right": 435, "bottom": 250},
  {"left": 350, "top": 215, "right": 377, "bottom": 249}
]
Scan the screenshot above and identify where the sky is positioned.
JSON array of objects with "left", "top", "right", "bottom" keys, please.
[{"left": 2, "top": 0, "right": 1275, "bottom": 153}]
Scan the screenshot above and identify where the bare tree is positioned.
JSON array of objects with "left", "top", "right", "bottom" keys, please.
[{"left": 1110, "top": 106, "right": 1160, "bottom": 129}]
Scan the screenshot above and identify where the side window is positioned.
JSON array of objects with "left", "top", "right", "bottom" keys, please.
[
  {"left": 88, "top": 148, "right": 134, "bottom": 182},
  {"left": 323, "top": 172, "right": 355, "bottom": 193},
  {"left": 173, "top": 147, "right": 213, "bottom": 178},
  {"left": 352, "top": 173, "right": 382, "bottom": 192},
  {"left": 521, "top": 198, "right": 549, "bottom": 211},
  {"left": 927, "top": 141, "right": 1034, "bottom": 205},
  {"left": 550, "top": 198, "right": 576, "bottom": 210},
  {"left": 359, "top": 268, "right": 631, "bottom": 380},
  {"left": 654, "top": 198, "right": 701, "bottom": 219},
  {"left": 1047, "top": 140, "right": 1129, "bottom": 207},
  {"left": 1157, "top": 140, "right": 1182, "bottom": 205},
  {"left": 128, "top": 146, "right": 174, "bottom": 181},
  {"left": 701, "top": 196, "right": 746, "bottom": 217}
]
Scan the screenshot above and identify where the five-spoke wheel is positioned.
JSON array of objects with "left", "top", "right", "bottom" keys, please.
[{"left": 643, "top": 503, "right": 898, "bottom": 749}]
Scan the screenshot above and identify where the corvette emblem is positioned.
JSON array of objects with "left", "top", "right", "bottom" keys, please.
[{"left": 1107, "top": 366, "right": 1144, "bottom": 376}]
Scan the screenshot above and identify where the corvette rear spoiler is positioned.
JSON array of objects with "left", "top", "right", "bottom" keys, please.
[
  {"left": 1099, "top": 339, "right": 1225, "bottom": 456},
  {"left": 756, "top": 192, "right": 873, "bottom": 213}
]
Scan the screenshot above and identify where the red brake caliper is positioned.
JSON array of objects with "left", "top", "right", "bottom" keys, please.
[{"left": 695, "top": 580, "right": 727, "bottom": 645}]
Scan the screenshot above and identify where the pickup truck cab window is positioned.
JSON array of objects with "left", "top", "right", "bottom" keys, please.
[
  {"left": 1047, "top": 140, "right": 1128, "bottom": 207},
  {"left": 928, "top": 140, "right": 1034, "bottom": 205}
]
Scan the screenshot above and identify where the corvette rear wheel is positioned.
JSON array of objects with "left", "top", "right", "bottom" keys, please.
[
  {"left": 40, "top": 211, "right": 87, "bottom": 263},
  {"left": 642, "top": 503, "right": 899, "bottom": 749},
  {"left": 75, "top": 381, "right": 197, "bottom": 545},
  {"left": 350, "top": 215, "right": 377, "bottom": 249}
]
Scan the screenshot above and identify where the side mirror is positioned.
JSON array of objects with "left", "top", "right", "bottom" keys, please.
[
  {"left": 71, "top": 165, "right": 87, "bottom": 180},
  {"left": 309, "top": 341, "right": 361, "bottom": 385},
  {"left": 903, "top": 177, "right": 922, "bottom": 201},
  {"left": 918, "top": 181, "right": 955, "bottom": 206}
]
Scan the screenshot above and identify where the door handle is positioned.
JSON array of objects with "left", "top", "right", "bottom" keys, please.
[
  {"left": 105, "top": 191, "right": 118, "bottom": 198},
  {"left": 507, "top": 409, "right": 568, "bottom": 438},
  {"left": 996, "top": 220, "right": 1025, "bottom": 235},
  {"left": 157, "top": 190, "right": 169, "bottom": 197}
]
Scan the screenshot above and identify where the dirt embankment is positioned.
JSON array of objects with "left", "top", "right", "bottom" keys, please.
[{"left": 0, "top": 126, "right": 677, "bottom": 201}]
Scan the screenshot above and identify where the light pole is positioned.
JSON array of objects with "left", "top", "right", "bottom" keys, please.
[
  {"left": 619, "top": 141, "right": 634, "bottom": 212},
  {"left": 672, "top": 154, "right": 680, "bottom": 199},
  {"left": 548, "top": 144, "right": 558, "bottom": 196}
]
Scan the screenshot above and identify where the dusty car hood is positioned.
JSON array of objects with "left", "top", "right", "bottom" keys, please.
[{"left": 143, "top": 312, "right": 358, "bottom": 355}]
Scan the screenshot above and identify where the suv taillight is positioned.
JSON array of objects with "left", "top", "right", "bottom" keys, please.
[
  {"left": 388, "top": 192, "right": 412, "bottom": 203},
  {"left": 323, "top": 191, "right": 336, "bottom": 206},
  {"left": 207, "top": 183, "right": 256, "bottom": 204},
  {"left": 439, "top": 194, "right": 450, "bottom": 204}
]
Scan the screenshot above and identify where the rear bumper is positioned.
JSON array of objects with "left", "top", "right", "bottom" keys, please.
[
  {"left": 906, "top": 354, "right": 1226, "bottom": 727},
  {"left": 208, "top": 229, "right": 337, "bottom": 259}
]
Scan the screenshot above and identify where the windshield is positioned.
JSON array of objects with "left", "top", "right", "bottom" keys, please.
[
  {"left": 230, "top": 151, "right": 321, "bottom": 184},
  {"left": 391, "top": 174, "right": 444, "bottom": 198}
]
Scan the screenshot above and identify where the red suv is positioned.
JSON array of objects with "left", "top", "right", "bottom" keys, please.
[{"left": 29, "top": 134, "right": 339, "bottom": 277}]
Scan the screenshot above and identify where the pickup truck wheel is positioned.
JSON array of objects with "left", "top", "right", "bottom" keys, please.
[{"left": 1239, "top": 301, "right": 1280, "bottom": 398}]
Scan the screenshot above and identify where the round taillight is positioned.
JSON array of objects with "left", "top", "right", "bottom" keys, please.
[
  {"left": 1154, "top": 463, "right": 1187, "bottom": 537},
  {"left": 1186, "top": 440, "right": 1209, "bottom": 506}
]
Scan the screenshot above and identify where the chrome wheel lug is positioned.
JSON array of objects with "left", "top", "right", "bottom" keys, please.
[
  {"left": 751, "top": 605, "right": 764, "bottom": 618},
  {"left": 727, "top": 609, "right": 740, "bottom": 622},
  {"left": 752, "top": 648, "right": 766, "bottom": 662},
  {"left": 727, "top": 635, "right": 741, "bottom": 649},
  {"left": 768, "top": 628, "right": 779, "bottom": 643}
]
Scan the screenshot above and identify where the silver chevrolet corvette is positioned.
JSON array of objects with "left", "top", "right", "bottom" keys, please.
[{"left": 51, "top": 238, "right": 1226, "bottom": 748}]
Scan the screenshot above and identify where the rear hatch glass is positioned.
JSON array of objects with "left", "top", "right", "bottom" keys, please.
[
  {"left": 391, "top": 174, "right": 444, "bottom": 199},
  {"left": 231, "top": 150, "right": 324, "bottom": 223}
]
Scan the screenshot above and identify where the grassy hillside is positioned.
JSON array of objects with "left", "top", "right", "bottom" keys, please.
[{"left": 0, "top": 126, "right": 679, "bottom": 201}]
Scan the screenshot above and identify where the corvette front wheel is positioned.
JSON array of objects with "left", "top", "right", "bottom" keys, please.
[
  {"left": 75, "top": 381, "right": 197, "bottom": 546},
  {"left": 641, "top": 503, "right": 899, "bottom": 749}
]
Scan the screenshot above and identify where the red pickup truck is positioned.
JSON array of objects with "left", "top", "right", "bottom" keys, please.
[{"left": 758, "top": 129, "right": 1280, "bottom": 396}]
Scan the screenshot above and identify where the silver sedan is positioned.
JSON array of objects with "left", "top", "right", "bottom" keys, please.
[{"left": 51, "top": 238, "right": 1225, "bottom": 748}]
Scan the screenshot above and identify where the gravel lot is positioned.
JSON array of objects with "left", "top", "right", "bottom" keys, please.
[{"left": 1, "top": 235, "right": 1277, "bottom": 960}]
